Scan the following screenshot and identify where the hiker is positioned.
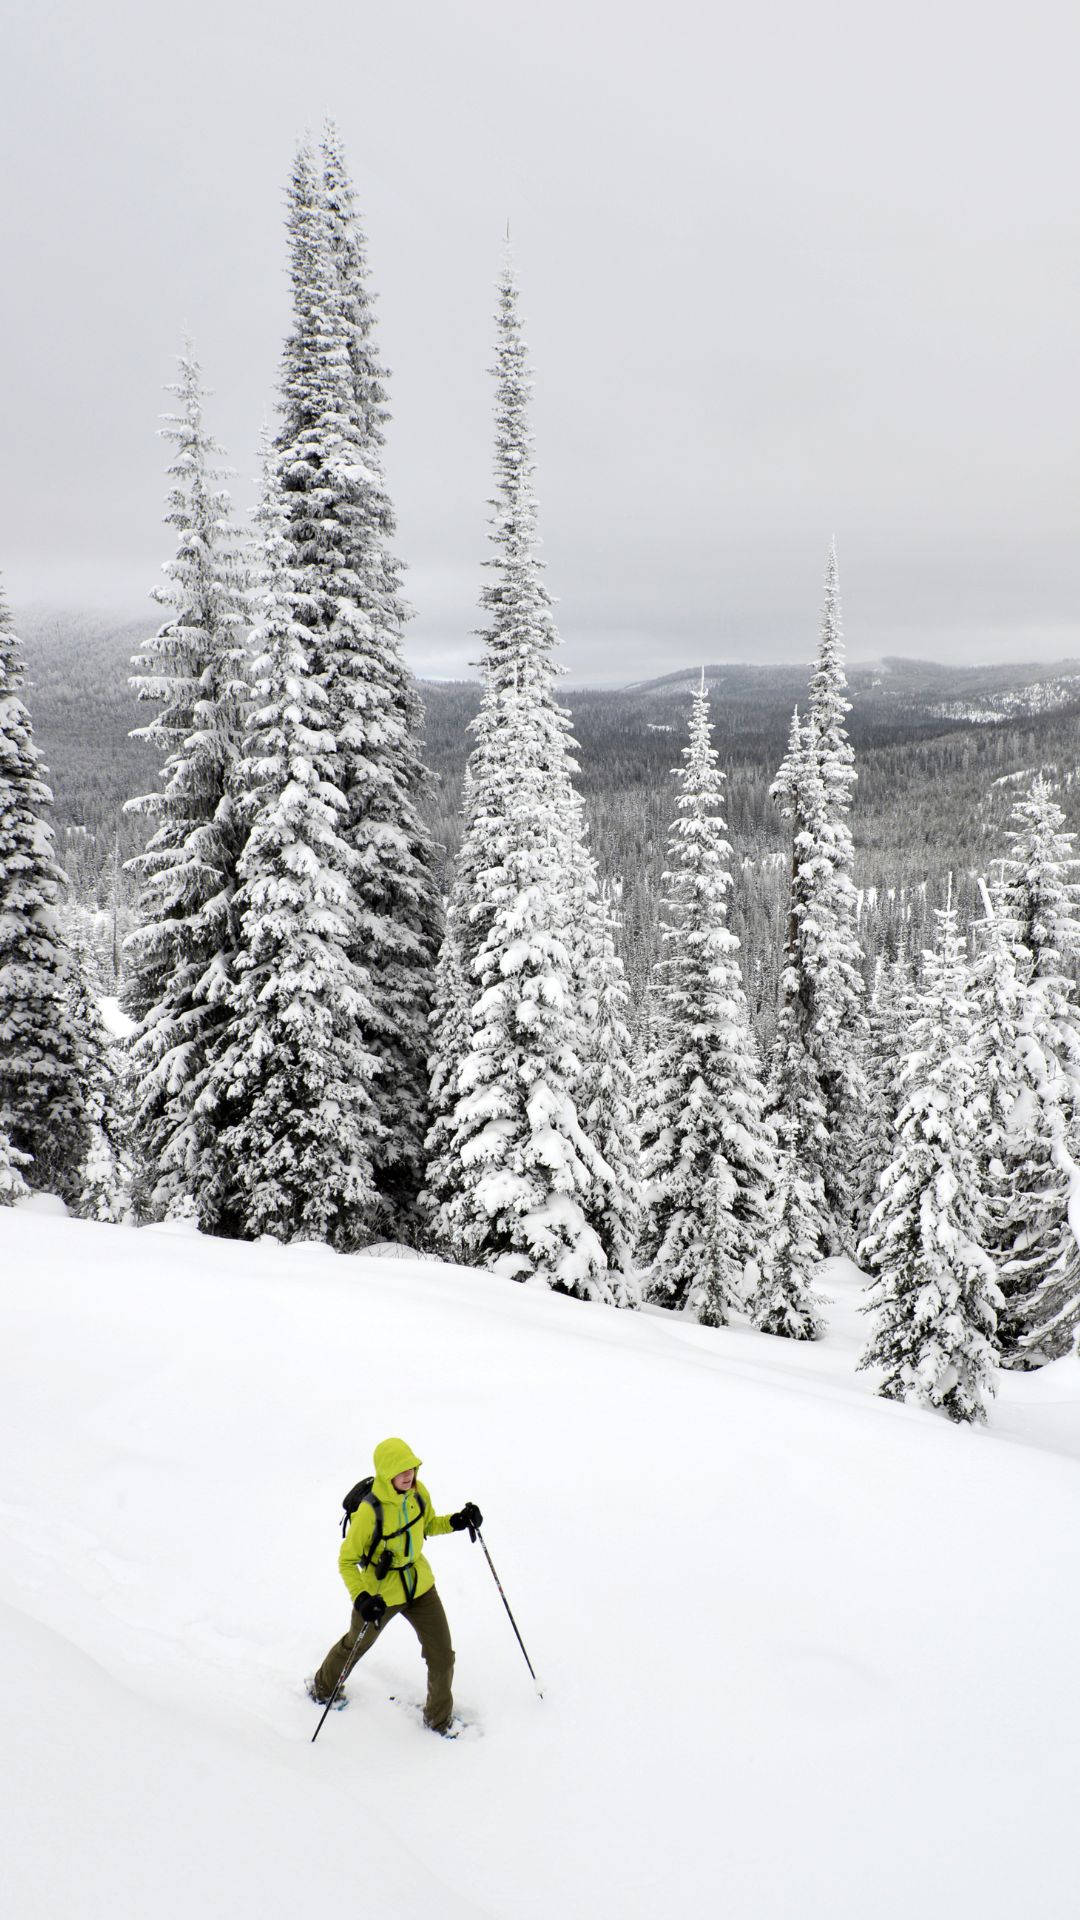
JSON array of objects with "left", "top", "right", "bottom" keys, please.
[{"left": 308, "top": 1436, "right": 482, "bottom": 1734}]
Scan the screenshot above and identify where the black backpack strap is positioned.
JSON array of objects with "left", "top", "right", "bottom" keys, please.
[
  {"left": 356, "top": 1490, "right": 384, "bottom": 1568},
  {"left": 346, "top": 1488, "right": 426, "bottom": 1567}
]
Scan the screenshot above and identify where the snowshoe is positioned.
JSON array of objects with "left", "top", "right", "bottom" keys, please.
[
  {"left": 306, "top": 1678, "right": 348, "bottom": 1711},
  {"left": 435, "top": 1715, "right": 468, "bottom": 1740},
  {"left": 388, "top": 1694, "right": 478, "bottom": 1739}
]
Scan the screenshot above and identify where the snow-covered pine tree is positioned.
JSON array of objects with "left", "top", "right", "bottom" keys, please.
[
  {"left": 784, "top": 543, "right": 868, "bottom": 1246},
  {"left": 426, "top": 253, "right": 619, "bottom": 1298},
  {"left": 272, "top": 128, "right": 440, "bottom": 1233},
  {"left": 124, "top": 346, "right": 250, "bottom": 1225},
  {"left": 639, "top": 677, "right": 779, "bottom": 1323},
  {"left": 209, "top": 473, "right": 383, "bottom": 1247},
  {"left": 78, "top": 1121, "right": 128, "bottom": 1226},
  {"left": 747, "top": 1077, "right": 827, "bottom": 1342},
  {"left": 859, "top": 886, "right": 1000, "bottom": 1422},
  {"left": 0, "top": 580, "right": 88, "bottom": 1198}
]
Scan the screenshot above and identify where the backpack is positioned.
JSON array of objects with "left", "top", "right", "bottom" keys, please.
[{"left": 340, "top": 1474, "right": 428, "bottom": 1568}]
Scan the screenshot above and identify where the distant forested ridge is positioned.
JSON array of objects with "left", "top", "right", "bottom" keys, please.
[{"left": 18, "top": 607, "right": 1080, "bottom": 1027}]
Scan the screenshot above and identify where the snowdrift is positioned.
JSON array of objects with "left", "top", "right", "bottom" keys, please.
[{"left": 3, "top": 1205, "right": 1080, "bottom": 1918}]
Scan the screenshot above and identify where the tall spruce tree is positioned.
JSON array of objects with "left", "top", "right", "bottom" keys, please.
[
  {"left": 425, "top": 254, "right": 620, "bottom": 1299},
  {"left": 810, "top": 546, "right": 870, "bottom": 1236},
  {"left": 771, "top": 547, "right": 867, "bottom": 1249},
  {"left": 859, "top": 888, "right": 1000, "bottom": 1422},
  {"left": 271, "top": 129, "right": 440, "bottom": 1233},
  {"left": 0, "top": 580, "right": 88, "bottom": 1197},
  {"left": 639, "top": 678, "right": 780, "bottom": 1322},
  {"left": 124, "top": 347, "right": 250, "bottom": 1225}
]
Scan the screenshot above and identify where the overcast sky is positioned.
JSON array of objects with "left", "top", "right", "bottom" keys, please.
[{"left": 1, "top": 0, "right": 1077, "bottom": 682}]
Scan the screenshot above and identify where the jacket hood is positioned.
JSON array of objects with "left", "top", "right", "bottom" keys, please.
[{"left": 373, "top": 1437, "right": 422, "bottom": 1492}]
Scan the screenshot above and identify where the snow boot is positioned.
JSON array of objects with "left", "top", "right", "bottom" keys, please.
[
  {"left": 306, "top": 1677, "right": 347, "bottom": 1711},
  {"left": 389, "top": 1695, "right": 476, "bottom": 1738}
]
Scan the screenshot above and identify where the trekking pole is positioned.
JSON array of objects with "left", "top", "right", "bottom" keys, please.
[
  {"left": 471, "top": 1525, "right": 543, "bottom": 1699},
  {"left": 310, "top": 1614, "right": 383, "bottom": 1745}
]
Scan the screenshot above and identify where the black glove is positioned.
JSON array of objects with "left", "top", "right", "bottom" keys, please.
[
  {"left": 354, "top": 1592, "right": 388, "bottom": 1625},
  {"left": 450, "top": 1502, "right": 483, "bottom": 1532}
]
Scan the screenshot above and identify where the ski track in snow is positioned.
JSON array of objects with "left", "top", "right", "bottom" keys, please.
[{"left": 3, "top": 1212, "right": 1080, "bottom": 1917}]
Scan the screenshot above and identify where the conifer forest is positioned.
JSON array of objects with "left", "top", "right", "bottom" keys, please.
[{"left": 6, "top": 126, "right": 1080, "bottom": 1427}]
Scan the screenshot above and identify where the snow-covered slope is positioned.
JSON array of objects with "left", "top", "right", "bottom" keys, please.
[{"left": 3, "top": 1206, "right": 1080, "bottom": 1918}]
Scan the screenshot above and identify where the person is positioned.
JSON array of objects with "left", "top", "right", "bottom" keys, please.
[{"left": 308, "top": 1436, "right": 482, "bottom": 1735}]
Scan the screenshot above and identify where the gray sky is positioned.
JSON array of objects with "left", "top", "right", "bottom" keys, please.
[{"left": 1, "top": 0, "right": 1077, "bottom": 682}]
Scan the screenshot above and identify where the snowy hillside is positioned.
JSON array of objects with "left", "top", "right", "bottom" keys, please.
[{"left": 4, "top": 1205, "right": 1080, "bottom": 1918}]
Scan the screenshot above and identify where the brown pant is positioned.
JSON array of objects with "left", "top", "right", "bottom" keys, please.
[{"left": 313, "top": 1586, "right": 455, "bottom": 1732}]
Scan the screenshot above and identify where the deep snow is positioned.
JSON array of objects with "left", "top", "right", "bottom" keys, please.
[{"left": 3, "top": 1203, "right": 1080, "bottom": 1917}]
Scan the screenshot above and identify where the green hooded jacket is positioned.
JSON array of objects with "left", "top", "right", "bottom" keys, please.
[{"left": 339, "top": 1437, "right": 454, "bottom": 1609}]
